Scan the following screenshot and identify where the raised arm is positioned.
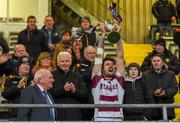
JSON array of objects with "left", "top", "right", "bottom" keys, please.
[
  {"left": 92, "top": 24, "right": 106, "bottom": 78},
  {"left": 116, "top": 40, "right": 125, "bottom": 76}
]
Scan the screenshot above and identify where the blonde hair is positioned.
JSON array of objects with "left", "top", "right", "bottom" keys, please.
[{"left": 32, "top": 52, "right": 53, "bottom": 73}]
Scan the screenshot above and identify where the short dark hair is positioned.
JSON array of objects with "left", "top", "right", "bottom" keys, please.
[
  {"left": 102, "top": 57, "right": 116, "bottom": 67},
  {"left": 126, "top": 62, "right": 141, "bottom": 76},
  {"left": 27, "top": 15, "right": 36, "bottom": 22},
  {"left": 61, "top": 29, "right": 72, "bottom": 37},
  {"left": 152, "top": 53, "right": 166, "bottom": 62}
]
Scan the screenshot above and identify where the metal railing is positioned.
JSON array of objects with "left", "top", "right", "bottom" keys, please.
[{"left": 1, "top": 103, "right": 180, "bottom": 121}]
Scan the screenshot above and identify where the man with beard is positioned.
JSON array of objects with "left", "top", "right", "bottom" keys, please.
[{"left": 91, "top": 25, "right": 125, "bottom": 121}]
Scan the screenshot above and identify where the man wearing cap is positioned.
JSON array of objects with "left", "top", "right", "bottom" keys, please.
[
  {"left": 77, "top": 16, "right": 96, "bottom": 48},
  {"left": 142, "top": 54, "right": 178, "bottom": 120},
  {"left": 2, "top": 56, "right": 33, "bottom": 120},
  {"left": 141, "top": 38, "right": 180, "bottom": 75}
]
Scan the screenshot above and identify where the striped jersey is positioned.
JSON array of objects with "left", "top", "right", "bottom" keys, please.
[{"left": 92, "top": 71, "right": 124, "bottom": 121}]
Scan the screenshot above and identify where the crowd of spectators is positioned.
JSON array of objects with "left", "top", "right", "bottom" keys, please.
[{"left": 0, "top": 0, "right": 180, "bottom": 121}]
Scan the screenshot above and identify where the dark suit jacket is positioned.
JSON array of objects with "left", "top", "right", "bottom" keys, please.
[{"left": 16, "top": 84, "right": 56, "bottom": 121}]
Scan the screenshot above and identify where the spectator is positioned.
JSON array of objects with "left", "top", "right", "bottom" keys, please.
[
  {"left": 71, "top": 35, "right": 84, "bottom": 67},
  {"left": 17, "top": 69, "right": 56, "bottom": 121},
  {"left": 77, "top": 16, "right": 96, "bottom": 48},
  {"left": 52, "top": 29, "right": 72, "bottom": 69},
  {"left": 152, "top": 0, "right": 176, "bottom": 36},
  {"left": 123, "top": 63, "right": 153, "bottom": 120},
  {"left": 41, "top": 15, "right": 61, "bottom": 56},
  {"left": 0, "top": 44, "right": 29, "bottom": 75},
  {"left": 91, "top": 24, "right": 125, "bottom": 121},
  {"left": 141, "top": 38, "right": 180, "bottom": 75},
  {"left": 49, "top": 51, "right": 86, "bottom": 121},
  {"left": 76, "top": 46, "right": 96, "bottom": 121},
  {"left": 142, "top": 54, "right": 178, "bottom": 120},
  {"left": 2, "top": 56, "right": 33, "bottom": 119},
  {"left": 32, "top": 52, "right": 53, "bottom": 75},
  {"left": 17, "top": 15, "right": 49, "bottom": 64}
]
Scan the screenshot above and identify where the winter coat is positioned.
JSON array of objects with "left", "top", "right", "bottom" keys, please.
[
  {"left": 142, "top": 68, "right": 178, "bottom": 119},
  {"left": 123, "top": 76, "right": 154, "bottom": 115},
  {"left": 49, "top": 68, "right": 86, "bottom": 121}
]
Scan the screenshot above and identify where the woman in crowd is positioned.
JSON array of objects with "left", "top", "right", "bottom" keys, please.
[{"left": 32, "top": 52, "right": 53, "bottom": 74}]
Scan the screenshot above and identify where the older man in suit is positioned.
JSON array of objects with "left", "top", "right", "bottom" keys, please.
[{"left": 17, "top": 69, "right": 56, "bottom": 121}]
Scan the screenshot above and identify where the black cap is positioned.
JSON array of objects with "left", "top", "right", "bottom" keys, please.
[
  {"left": 154, "top": 38, "right": 166, "bottom": 47},
  {"left": 17, "top": 56, "right": 30, "bottom": 67}
]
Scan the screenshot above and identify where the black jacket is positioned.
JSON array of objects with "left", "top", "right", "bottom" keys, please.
[
  {"left": 152, "top": 0, "right": 176, "bottom": 23},
  {"left": 123, "top": 76, "right": 154, "bottom": 115},
  {"left": 76, "top": 59, "right": 94, "bottom": 103},
  {"left": 77, "top": 27, "right": 96, "bottom": 48},
  {"left": 49, "top": 68, "right": 86, "bottom": 121},
  {"left": 17, "top": 28, "right": 49, "bottom": 61},
  {"left": 142, "top": 68, "right": 178, "bottom": 119},
  {"left": 41, "top": 25, "right": 60, "bottom": 45},
  {"left": 2, "top": 74, "right": 33, "bottom": 118}
]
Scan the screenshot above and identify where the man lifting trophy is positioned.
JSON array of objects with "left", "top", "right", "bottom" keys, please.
[{"left": 106, "top": 2, "right": 122, "bottom": 44}]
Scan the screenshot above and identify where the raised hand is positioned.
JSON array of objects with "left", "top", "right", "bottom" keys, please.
[
  {"left": 64, "top": 82, "right": 71, "bottom": 92},
  {"left": 0, "top": 53, "right": 10, "bottom": 64}
]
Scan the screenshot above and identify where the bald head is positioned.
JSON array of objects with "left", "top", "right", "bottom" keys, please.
[
  {"left": 84, "top": 46, "right": 96, "bottom": 62},
  {"left": 14, "top": 44, "right": 27, "bottom": 57}
]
